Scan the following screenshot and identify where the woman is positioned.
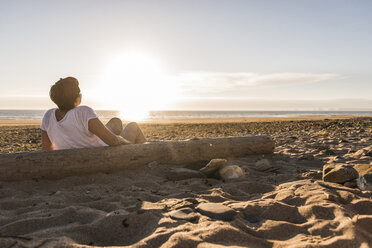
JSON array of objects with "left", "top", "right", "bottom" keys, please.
[{"left": 41, "top": 77, "right": 146, "bottom": 150}]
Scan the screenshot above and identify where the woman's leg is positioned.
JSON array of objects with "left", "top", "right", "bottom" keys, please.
[
  {"left": 120, "top": 122, "right": 147, "bottom": 144},
  {"left": 105, "top": 117, "right": 123, "bottom": 135}
]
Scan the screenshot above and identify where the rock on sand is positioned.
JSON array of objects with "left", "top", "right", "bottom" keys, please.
[
  {"left": 199, "top": 159, "right": 227, "bottom": 177},
  {"left": 322, "top": 163, "right": 358, "bottom": 183},
  {"left": 196, "top": 203, "right": 236, "bottom": 221},
  {"left": 255, "top": 159, "right": 272, "bottom": 171},
  {"left": 219, "top": 165, "right": 244, "bottom": 179},
  {"left": 169, "top": 207, "right": 199, "bottom": 222},
  {"left": 357, "top": 173, "right": 372, "bottom": 190}
]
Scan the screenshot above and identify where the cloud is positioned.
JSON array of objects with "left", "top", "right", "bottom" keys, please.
[
  {"left": 176, "top": 72, "right": 343, "bottom": 96},
  {"left": 170, "top": 97, "right": 372, "bottom": 111}
]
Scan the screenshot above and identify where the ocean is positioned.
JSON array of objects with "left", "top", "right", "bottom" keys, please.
[{"left": 1, "top": 110, "right": 372, "bottom": 120}]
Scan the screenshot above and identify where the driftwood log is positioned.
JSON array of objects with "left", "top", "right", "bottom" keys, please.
[{"left": 0, "top": 136, "right": 274, "bottom": 181}]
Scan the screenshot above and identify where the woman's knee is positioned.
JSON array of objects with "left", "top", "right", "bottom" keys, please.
[
  {"left": 126, "top": 122, "right": 139, "bottom": 129},
  {"left": 106, "top": 117, "right": 123, "bottom": 135},
  {"left": 122, "top": 122, "right": 140, "bottom": 135}
]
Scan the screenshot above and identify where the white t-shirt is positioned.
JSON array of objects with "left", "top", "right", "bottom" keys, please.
[{"left": 41, "top": 106, "right": 107, "bottom": 150}]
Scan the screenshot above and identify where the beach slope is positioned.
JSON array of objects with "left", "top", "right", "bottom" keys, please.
[{"left": 0, "top": 117, "right": 371, "bottom": 247}]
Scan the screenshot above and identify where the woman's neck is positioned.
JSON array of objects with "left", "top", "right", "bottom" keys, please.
[{"left": 55, "top": 108, "right": 71, "bottom": 121}]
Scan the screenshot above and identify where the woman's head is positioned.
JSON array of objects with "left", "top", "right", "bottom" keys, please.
[{"left": 50, "top": 77, "right": 81, "bottom": 111}]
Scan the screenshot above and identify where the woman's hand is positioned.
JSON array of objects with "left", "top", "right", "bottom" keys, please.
[
  {"left": 41, "top": 130, "right": 53, "bottom": 150},
  {"left": 116, "top": 135, "right": 132, "bottom": 145}
]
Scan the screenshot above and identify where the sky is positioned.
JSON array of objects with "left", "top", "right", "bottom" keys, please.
[{"left": 0, "top": 0, "right": 371, "bottom": 111}]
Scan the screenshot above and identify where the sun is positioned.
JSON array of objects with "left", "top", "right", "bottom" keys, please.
[{"left": 100, "top": 51, "right": 176, "bottom": 121}]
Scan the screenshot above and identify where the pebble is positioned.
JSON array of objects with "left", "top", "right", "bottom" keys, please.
[
  {"left": 255, "top": 159, "right": 272, "bottom": 171},
  {"left": 147, "top": 161, "right": 158, "bottom": 168},
  {"left": 323, "top": 163, "right": 358, "bottom": 184},
  {"left": 357, "top": 173, "right": 372, "bottom": 191},
  {"left": 199, "top": 159, "right": 227, "bottom": 177},
  {"left": 169, "top": 207, "right": 199, "bottom": 222},
  {"left": 196, "top": 203, "right": 236, "bottom": 221},
  {"left": 130, "top": 185, "right": 144, "bottom": 192},
  {"left": 219, "top": 165, "right": 245, "bottom": 179}
]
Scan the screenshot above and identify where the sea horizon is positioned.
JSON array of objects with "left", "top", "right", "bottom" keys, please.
[{"left": 1, "top": 109, "right": 372, "bottom": 120}]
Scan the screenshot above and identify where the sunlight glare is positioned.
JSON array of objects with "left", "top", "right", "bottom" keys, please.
[{"left": 100, "top": 51, "right": 177, "bottom": 121}]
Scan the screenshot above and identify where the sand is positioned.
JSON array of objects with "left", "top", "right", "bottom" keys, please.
[
  {"left": 0, "top": 117, "right": 371, "bottom": 247},
  {"left": 0, "top": 115, "right": 361, "bottom": 126}
]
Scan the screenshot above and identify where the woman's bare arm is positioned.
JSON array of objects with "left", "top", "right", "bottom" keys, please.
[
  {"left": 88, "top": 118, "right": 131, "bottom": 146},
  {"left": 41, "top": 130, "right": 53, "bottom": 150}
]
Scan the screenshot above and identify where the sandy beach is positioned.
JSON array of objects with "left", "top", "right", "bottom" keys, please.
[{"left": 0, "top": 116, "right": 371, "bottom": 247}]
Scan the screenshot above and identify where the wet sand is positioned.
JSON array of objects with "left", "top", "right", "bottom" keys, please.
[{"left": 0, "top": 117, "right": 371, "bottom": 247}]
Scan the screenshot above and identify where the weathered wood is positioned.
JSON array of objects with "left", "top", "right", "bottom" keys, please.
[{"left": 0, "top": 136, "right": 274, "bottom": 181}]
